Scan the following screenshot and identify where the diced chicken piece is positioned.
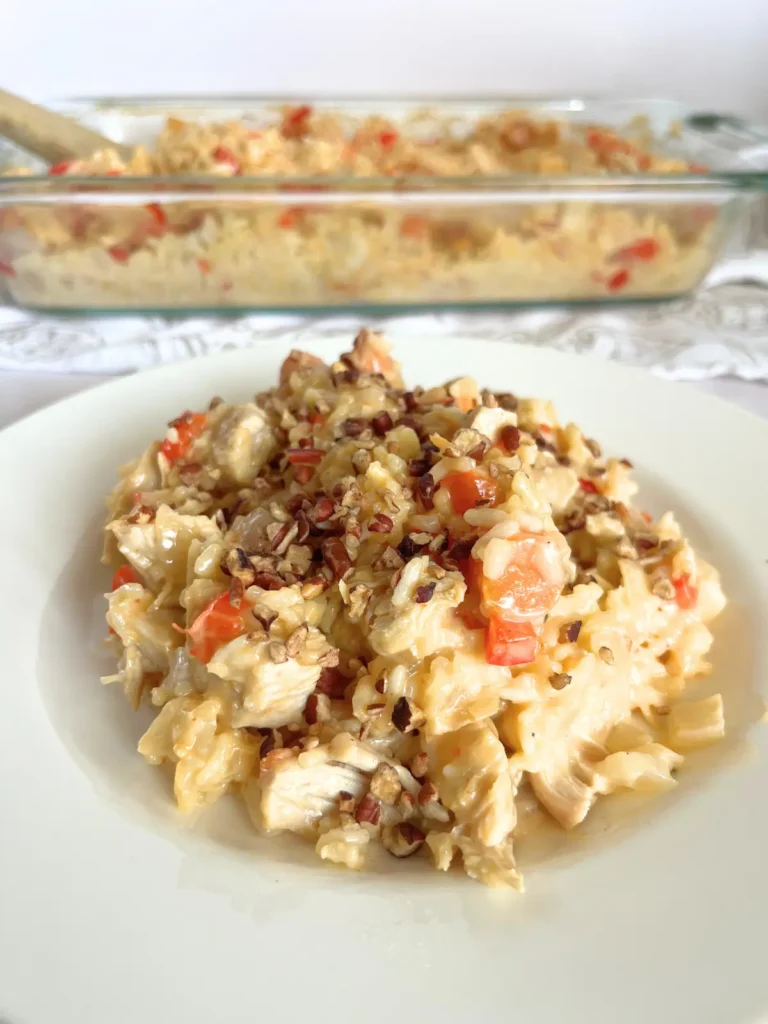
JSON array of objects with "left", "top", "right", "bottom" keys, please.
[
  {"left": 108, "top": 504, "right": 222, "bottom": 596},
  {"left": 258, "top": 746, "right": 369, "bottom": 833},
  {"left": 419, "top": 640, "right": 511, "bottom": 734},
  {"left": 279, "top": 348, "right": 326, "bottom": 387},
  {"left": 528, "top": 463, "right": 579, "bottom": 515},
  {"left": 530, "top": 759, "right": 596, "bottom": 830},
  {"left": 346, "top": 327, "right": 403, "bottom": 386},
  {"left": 105, "top": 582, "right": 183, "bottom": 673},
  {"left": 106, "top": 443, "right": 163, "bottom": 520},
  {"left": 368, "top": 556, "right": 466, "bottom": 659},
  {"left": 428, "top": 722, "right": 518, "bottom": 847},
  {"left": 469, "top": 405, "right": 518, "bottom": 444},
  {"left": 207, "top": 626, "right": 333, "bottom": 728},
  {"left": 425, "top": 828, "right": 522, "bottom": 889},
  {"left": 210, "top": 403, "right": 277, "bottom": 485},
  {"left": 590, "top": 743, "right": 683, "bottom": 795},
  {"left": 138, "top": 694, "right": 259, "bottom": 812}
]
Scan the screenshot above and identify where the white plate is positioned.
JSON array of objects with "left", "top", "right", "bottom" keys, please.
[{"left": 2, "top": 337, "right": 768, "bottom": 1024}]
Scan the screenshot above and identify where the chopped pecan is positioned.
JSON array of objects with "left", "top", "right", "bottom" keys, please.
[
  {"left": 446, "top": 535, "right": 478, "bottom": 561},
  {"left": 294, "top": 510, "right": 311, "bottom": 544},
  {"left": 381, "top": 822, "right": 425, "bottom": 858},
  {"left": 315, "top": 667, "right": 348, "bottom": 698},
  {"left": 369, "top": 764, "right": 402, "bottom": 805},
  {"left": 407, "top": 458, "right": 431, "bottom": 477},
  {"left": 392, "top": 696, "right": 425, "bottom": 733},
  {"left": 341, "top": 417, "right": 368, "bottom": 437},
  {"left": 495, "top": 392, "right": 518, "bottom": 411},
  {"left": 301, "top": 576, "right": 329, "bottom": 599},
  {"left": 549, "top": 672, "right": 572, "bottom": 690},
  {"left": 351, "top": 449, "right": 372, "bottom": 473},
  {"left": 322, "top": 537, "right": 353, "bottom": 579},
  {"left": 252, "top": 571, "right": 286, "bottom": 591},
  {"left": 417, "top": 472, "right": 436, "bottom": 509},
  {"left": 355, "top": 792, "right": 382, "bottom": 825},
  {"left": 338, "top": 791, "right": 357, "bottom": 818},
  {"left": 374, "top": 545, "right": 405, "bottom": 571},
  {"left": 368, "top": 512, "right": 394, "bottom": 534},
  {"left": 559, "top": 619, "right": 582, "bottom": 643},
  {"left": 317, "top": 647, "right": 341, "bottom": 668},
  {"left": 228, "top": 576, "right": 245, "bottom": 608},
  {"left": 268, "top": 641, "right": 289, "bottom": 664},
  {"left": 398, "top": 534, "right": 426, "bottom": 560},
  {"left": 598, "top": 646, "right": 615, "bottom": 666},
  {"left": 448, "top": 428, "right": 489, "bottom": 458},
  {"left": 285, "top": 623, "right": 309, "bottom": 658},
  {"left": 372, "top": 411, "right": 394, "bottom": 436},
  {"left": 310, "top": 497, "right": 336, "bottom": 524},
  {"left": 221, "top": 547, "right": 257, "bottom": 585}
]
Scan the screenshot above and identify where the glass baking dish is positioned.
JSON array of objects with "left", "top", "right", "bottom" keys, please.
[{"left": 0, "top": 96, "right": 766, "bottom": 313}]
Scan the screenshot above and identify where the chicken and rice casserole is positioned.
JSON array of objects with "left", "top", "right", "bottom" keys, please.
[
  {"left": 2, "top": 106, "right": 716, "bottom": 307},
  {"left": 103, "top": 331, "right": 726, "bottom": 888}
]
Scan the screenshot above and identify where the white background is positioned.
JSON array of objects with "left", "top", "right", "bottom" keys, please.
[{"left": 3, "top": 0, "right": 768, "bottom": 119}]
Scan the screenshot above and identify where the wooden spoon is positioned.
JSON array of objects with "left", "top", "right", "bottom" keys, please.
[{"left": 0, "top": 87, "right": 132, "bottom": 165}]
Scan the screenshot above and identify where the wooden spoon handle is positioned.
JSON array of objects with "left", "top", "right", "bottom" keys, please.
[{"left": 0, "top": 88, "right": 132, "bottom": 165}]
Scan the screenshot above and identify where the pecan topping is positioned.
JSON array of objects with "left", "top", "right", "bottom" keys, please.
[
  {"left": 559, "top": 619, "right": 582, "bottom": 643},
  {"left": 322, "top": 537, "right": 353, "bottom": 579},
  {"left": 228, "top": 576, "right": 245, "bottom": 608},
  {"left": 338, "top": 791, "right": 356, "bottom": 817},
  {"left": 381, "top": 822, "right": 425, "bottom": 858},
  {"left": 598, "top": 646, "right": 615, "bottom": 665},
  {"left": 398, "top": 534, "right": 425, "bottom": 560},
  {"left": 372, "top": 411, "right": 394, "bottom": 436},
  {"left": 355, "top": 792, "right": 381, "bottom": 825},
  {"left": 268, "top": 640, "right": 289, "bottom": 664},
  {"left": 403, "top": 391, "right": 418, "bottom": 412},
  {"left": 304, "top": 693, "right": 320, "bottom": 725},
  {"left": 417, "top": 472, "right": 436, "bottom": 509},
  {"left": 392, "top": 695, "right": 424, "bottom": 733},
  {"left": 294, "top": 510, "right": 311, "bottom": 543},
  {"left": 317, "top": 647, "right": 341, "bottom": 668},
  {"left": 447, "top": 535, "right": 478, "bottom": 561},
  {"left": 310, "top": 497, "right": 336, "bottom": 523},
  {"left": 415, "top": 582, "right": 437, "bottom": 604},
  {"left": 368, "top": 512, "right": 394, "bottom": 534},
  {"left": 342, "top": 417, "right": 368, "bottom": 437},
  {"left": 314, "top": 667, "right": 348, "bottom": 698},
  {"left": 549, "top": 672, "right": 572, "bottom": 690},
  {"left": 221, "top": 547, "right": 257, "bottom": 585},
  {"left": 407, "top": 458, "right": 431, "bottom": 477},
  {"left": 285, "top": 623, "right": 309, "bottom": 658}
]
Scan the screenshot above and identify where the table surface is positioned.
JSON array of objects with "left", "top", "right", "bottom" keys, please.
[{"left": 1, "top": 368, "right": 767, "bottom": 432}]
